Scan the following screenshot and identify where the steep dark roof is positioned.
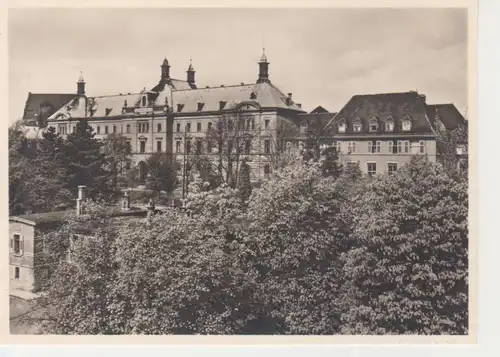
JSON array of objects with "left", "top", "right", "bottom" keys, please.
[
  {"left": 298, "top": 112, "right": 337, "bottom": 127},
  {"left": 310, "top": 105, "right": 330, "bottom": 114},
  {"left": 426, "top": 104, "right": 466, "bottom": 131},
  {"left": 23, "top": 93, "right": 76, "bottom": 123},
  {"left": 334, "top": 91, "right": 434, "bottom": 135}
]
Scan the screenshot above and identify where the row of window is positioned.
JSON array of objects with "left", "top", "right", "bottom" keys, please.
[
  {"left": 175, "top": 119, "right": 271, "bottom": 133},
  {"left": 347, "top": 161, "right": 399, "bottom": 177},
  {"left": 337, "top": 117, "right": 411, "bottom": 133},
  {"left": 175, "top": 139, "right": 272, "bottom": 155},
  {"left": 336, "top": 140, "right": 425, "bottom": 154},
  {"left": 58, "top": 122, "right": 165, "bottom": 135}
]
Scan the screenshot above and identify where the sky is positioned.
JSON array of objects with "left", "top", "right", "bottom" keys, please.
[{"left": 8, "top": 7, "right": 468, "bottom": 123}]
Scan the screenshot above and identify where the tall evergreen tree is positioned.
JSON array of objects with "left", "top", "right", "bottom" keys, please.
[
  {"left": 237, "top": 160, "right": 252, "bottom": 201},
  {"left": 65, "top": 120, "right": 112, "bottom": 200},
  {"left": 29, "top": 126, "right": 74, "bottom": 212}
]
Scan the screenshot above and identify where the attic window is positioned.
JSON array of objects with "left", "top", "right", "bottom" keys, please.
[
  {"left": 177, "top": 104, "right": 185, "bottom": 112},
  {"left": 385, "top": 117, "right": 395, "bottom": 132},
  {"left": 142, "top": 96, "right": 147, "bottom": 107},
  {"left": 219, "top": 101, "right": 227, "bottom": 110},
  {"left": 368, "top": 117, "right": 378, "bottom": 132},
  {"left": 402, "top": 118, "right": 412, "bottom": 131},
  {"left": 105, "top": 108, "right": 112, "bottom": 116},
  {"left": 250, "top": 92, "right": 257, "bottom": 100},
  {"left": 197, "top": 102, "right": 205, "bottom": 112},
  {"left": 353, "top": 118, "right": 362, "bottom": 132},
  {"left": 338, "top": 119, "right": 346, "bottom": 133}
]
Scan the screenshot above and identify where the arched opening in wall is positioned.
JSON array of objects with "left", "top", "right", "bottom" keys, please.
[{"left": 138, "top": 161, "right": 148, "bottom": 182}]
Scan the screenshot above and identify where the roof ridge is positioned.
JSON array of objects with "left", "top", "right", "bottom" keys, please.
[
  {"left": 352, "top": 91, "right": 421, "bottom": 97},
  {"left": 91, "top": 93, "right": 143, "bottom": 98},
  {"left": 172, "top": 83, "right": 254, "bottom": 92}
]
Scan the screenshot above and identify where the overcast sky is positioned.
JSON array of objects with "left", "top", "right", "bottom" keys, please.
[{"left": 9, "top": 7, "right": 467, "bottom": 123}]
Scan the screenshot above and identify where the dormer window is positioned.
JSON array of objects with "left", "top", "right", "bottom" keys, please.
[
  {"left": 353, "top": 118, "right": 362, "bottom": 132},
  {"left": 105, "top": 108, "right": 112, "bottom": 116},
  {"left": 197, "top": 102, "right": 205, "bottom": 112},
  {"left": 142, "top": 96, "right": 147, "bottom": 107},
  {"left": 385, "top": 117, "right": 395, "bottom": 132},
  {"left": 177, "top": 104, "right": 184, "bottom": 112},
  {"left": 368, "top": 117, "right": 378, "bottom": 132},
  {"left": 402, "top": 117, "right": 412, "bottom": 131},
  {"left": 338, "top": 119, "right": 346, "bottom": 133},
  {"left": 250, "top": 92, "right": 257, "bottom": 100},
  {"left": 219, "top": 101, "right": 226, "bottom": 110}
]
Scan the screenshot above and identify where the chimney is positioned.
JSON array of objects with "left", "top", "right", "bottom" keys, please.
[
  {"left": 419, "top": 94, "right": 426, "bottom": 104},
  {"left": 122, "top": 189, "right": 131, "bottom": 211},
  {"left": 286, "top": 93, "right": 293, "bottom": 105},
  {"left": 76, "top": 185, "right": 87, "bottom": 216},
  {"left": 297, "top": 103, "right": 302, "bottom": 108}
]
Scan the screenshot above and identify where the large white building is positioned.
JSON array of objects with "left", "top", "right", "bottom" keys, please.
[{"left": 23, "top": 50, "right": 306, "bottom": 182}]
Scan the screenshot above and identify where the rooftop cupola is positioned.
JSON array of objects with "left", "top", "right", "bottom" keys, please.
[
  {"left": 161, "top": 57, "right": 170, "bottom": 80},
  {"left": 257, "top": 48, "right": 270, "bottom": 84},
  {"left": 187, "top": 58, "right": 196, "bottom": 88},
  {"left": 77, "top": 71, "right": 85, "bottom": 95}
]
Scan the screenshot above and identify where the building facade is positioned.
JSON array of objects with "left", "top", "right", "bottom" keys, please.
[
  {"left": 27, "top": 50, "right": 305, "bottom": 182},
  {"left": 297, "top": 91, "right": 466, "bottom": 176}
]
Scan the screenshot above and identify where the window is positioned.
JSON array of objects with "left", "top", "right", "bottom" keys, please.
[
  {"left": 368, "top": 140, "right": 380, "bottom": 153},
  {"left": 264, "top": 164, "right": 270, "bottom": 178},
  {"left": 369, "top": 119, "right": 378, "bottom": 132},
  {"left": 245, "top": 140, "right": 252, "bottom": 155},
  {"left": 385, "top": 119, "right": 394, "bottom": 132},
  {"left": 388, "top": 140, "right": 397, "bottom": 154},
  {"left": 404, "top": 141, "right": 410, "bottom": 153},
  {"left": 300, "top": 123, "right": 308, "bottom": 133},
  {"left": 176, "top": 123, "right": 181, "bottom": 132},
  {"left": 347, "top": 141, "right": 356, "bottom": 153},
  {"left": 196, "top": 141, "right": 202, "bottom": 154},
  {"left": 208, "top": 122, "right": 212, "bottom": 131},
  {"left": 105, "top": 126, "right": 109, "bottom": 134},
  {"left": 338, "top": 122, "right": 346, "bottom": 133},
  {"left": 251, "top": 118, "right": 255, "bottom": 130},
  {"left": 72, "top": 126, "right": 76, "bottom": 133},
  {"left": 367, "top": 163, "right": 377, "bottom": 177},
  {"left": 197, "top": 102, "right": 204, "bottom": 111},
  {"left": 419, "top": 140, "right": 425, "bottom": 154},
  {"left": 157, "top": 141, "right": 162, "bottom": 152},
  {"left": 397, "top": 141, "right": 402, "bottom": 153},
  {"left": 264, "top": 119, "right": 270, "bottom": 129},
  {"left": 353, "top": 119, "right": 362, "bottom": 132},
  {"left": 113, "top": 125, "right": 117, "bottom": 133},
  {"left": 97, "top": 126, "right": 101, "bottom": 134},
  {"left": 138, "top": 122, "right": 149, "bottom": 133},
  {"left": 186, "top": 123, "right": 191, "bottom": 133},
  {"left": 13, "top": 234, "right": 22, "bottom": 255},
  {"left": 186, "top": 140, "right": 191, "bottom": 154},
  {"left": 197, "top": 122, "right": 202, "bottom": 132},
  {"left": 264, "top": 139, "right": 271, "bottom": 154},
  {"left": 142, "top": 96, "right": 147, "bottom": 107},
  {"left": 207, "top": 140, "right": 213, "bottom": 153},
  {"left": 402, "top": 120, "right": 412, "bottom": 131},
  {"left": 335, "top": 141, "right": 341, "bottom": 153},
  {"left": 177, "top": 104, "right": 185, "bottom": 112},
  {"left": 219, "top": 101, "right": 226, "bottom": 110},
  {"left": 387, "top": 163, "right": 398, "bottom": 176},
  {"left": 157, "top": 123, "right": 162, "bottom": 132},
  {"left": 15, "top": 267, "right": 20, "bottom": 279},
  {"left": 140, "top": 141, "right": 146, "bottom": 153},
  {"left": 176, "top": 141, "right": 181, "bottom": 153},
  {"left": 126, "top": 124, "right": 130, "bottom": 133}
]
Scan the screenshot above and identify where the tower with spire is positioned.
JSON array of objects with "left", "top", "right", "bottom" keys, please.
[
  {"left": 161, "top": 58, "right": 170, "bottom": 80},
  {"left": 77, "top": 72, "right": 85, "bottom": 95},
  {"left": 186, "top": 58, "right": 196, "bottom": 88},
  {"left": 257, "top": 48, "right": 270, "bottom": 84}
]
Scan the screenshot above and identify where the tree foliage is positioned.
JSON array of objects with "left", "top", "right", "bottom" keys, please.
[
  {"left": 340, "top": 156, "right": 468, "bottom": 334},
  {"left": 145, "top": 152, "right": 178, "bottom": 195}
]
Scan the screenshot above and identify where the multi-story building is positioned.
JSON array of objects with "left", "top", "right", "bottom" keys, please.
[
  {"left": 297, "top": 91, "right": 466, "bottom": 176},
  {"left": 23, "top": 50, "right": 305, "bottom": 182}
]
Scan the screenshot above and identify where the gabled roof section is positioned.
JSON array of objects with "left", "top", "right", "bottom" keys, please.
[
  {"left": 23, "top": 93, "right": 76, "bottom": 123},
  {"left": 171, "top": 81, "right": 305, "bottom": 113},
  {"left": 426, "top": 103, "right": 466, "bottom": 131},
  {"left": 334, "top": 91, "right": 434, "bottom": 134},
  {"left": 310, "top": 105, "right": 330, "bottom": 114}
]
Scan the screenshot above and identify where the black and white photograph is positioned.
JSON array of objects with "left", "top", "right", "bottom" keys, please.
[{"left": 6, "top": 2, "right": 474, "bottom": 339}]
